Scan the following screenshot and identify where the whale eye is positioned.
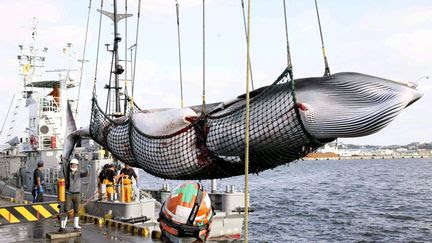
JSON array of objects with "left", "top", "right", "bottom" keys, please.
[{"left": 296, "top": 103, "right": 309, "bottom": 112}]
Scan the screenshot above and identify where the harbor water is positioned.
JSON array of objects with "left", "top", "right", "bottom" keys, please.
[{"left": 140, "top": 158, "right": 432, "bottom": 242}]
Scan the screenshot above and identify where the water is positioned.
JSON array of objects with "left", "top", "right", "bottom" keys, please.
[{"left": 139, "top": 159, "right": 432, "bottom": 242}]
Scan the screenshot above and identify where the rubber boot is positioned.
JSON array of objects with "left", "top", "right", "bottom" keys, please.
[
  {"left": 58, "top": 217, "right": 67, "bottom": 232},
  {"left": 73, "top": 217, "right": 81, "bottom": 230}
]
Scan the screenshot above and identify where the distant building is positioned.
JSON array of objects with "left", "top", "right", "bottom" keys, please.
[
  {"left": 317, "top": 143, "right": 339, "bottom": 155},
  {"left": 338, "top": 149, "right": 361, "bottom": 157},
  {"left": 372, "top": 149, "right": 394, "bottom": 156},
  {"left": 396, "top": 148, "right": 408, "bottom": 153},
  {"left": 417, "top": 149, "right": 432, "bottom": 156}
]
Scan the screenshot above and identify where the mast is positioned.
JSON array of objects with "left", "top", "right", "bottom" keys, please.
[
  {"left": 113, "top": 0, "right": 121, "bottom": 114},
  {"left": 99, "top": 0, "right": 132, "bottom": 117}
]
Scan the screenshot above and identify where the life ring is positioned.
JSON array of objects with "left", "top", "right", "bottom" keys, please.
[{"left": 30, "top": 135, "right": 38, "bottom": 149}]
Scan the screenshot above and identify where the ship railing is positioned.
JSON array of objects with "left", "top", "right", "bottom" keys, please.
[{"left": 39, "top": 96, "right": 61, "bottom": 112}]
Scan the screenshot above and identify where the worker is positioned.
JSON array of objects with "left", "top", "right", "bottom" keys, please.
[
  {"left": 158, "top": 182, "right": 214, "bottom": 243},
  {"left": 118, "top": 164, "right": 137, "bottom": 202},
  {"left": 48, "top": 84, "right": 60, "bottom": 108},
  {"left": 118, "top": 164, "right": 138, "bottom": 185},
  {"left": 59, "top": 159, "right": 90, "bottom": 232},
  {"left": 32, "top": 161, "right": 45, "bottom": 202},
  {"left": 102, "top": 164, "right": 119, "bottom": 200},
  {"left": 97, "top": 164, "right": 111, "bottom": 200}
]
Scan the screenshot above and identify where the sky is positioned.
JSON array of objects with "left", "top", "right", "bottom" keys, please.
[{"left": 0, "top": 0, "right": 431, "bottom": 146}]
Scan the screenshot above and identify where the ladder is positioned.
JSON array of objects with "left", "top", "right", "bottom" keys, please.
[{"left": 6, "top": 92, "right": 25, "bottom": 139}]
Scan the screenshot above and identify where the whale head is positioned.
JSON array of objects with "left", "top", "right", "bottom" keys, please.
[{"left": 294, "top": 72, "right": 423, "bottom": 140}]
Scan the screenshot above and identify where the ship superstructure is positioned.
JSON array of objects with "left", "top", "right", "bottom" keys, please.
[{"left": 0, "top": 27, "right": 80, "bottom": 195}]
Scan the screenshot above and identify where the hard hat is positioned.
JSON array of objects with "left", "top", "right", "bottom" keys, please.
[
  {"left": 158, "top": 182, "right": 214, "bottom": 242},
  {"left": 70, "top": 159, "right": 79, "bottom": 165}
]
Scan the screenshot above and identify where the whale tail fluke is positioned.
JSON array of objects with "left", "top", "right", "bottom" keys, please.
[{"left": 61, "top": 103, "right": 90, "bottom": 177}]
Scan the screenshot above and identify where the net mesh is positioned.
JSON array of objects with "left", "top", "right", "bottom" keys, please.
[{"left": 89, "top": 68, "right": 324, "bottom": 179}]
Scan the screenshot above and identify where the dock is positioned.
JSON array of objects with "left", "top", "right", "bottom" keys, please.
[
  {"left": 0, "top": 184, "right": 245, "bottom": 242},
  {"left": 0, "top": 196, "right": 157, "bottom": 242},
  {"left": 0, "top": 196, "right": 153, "bottom": 242},
  {"left": 0, "top": 218, "right": 157, "bottom": 242}
]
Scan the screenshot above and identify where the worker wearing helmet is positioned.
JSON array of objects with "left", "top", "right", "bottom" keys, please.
[
  {"left": 59, "top": 158, "right": 90, "bottom": 232},
  {"left": 158, "top": 182, "right": 214, "bottom": 242}
]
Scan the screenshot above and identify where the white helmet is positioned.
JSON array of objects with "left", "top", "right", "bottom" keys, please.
[{"left": 70, "top": 159, "right": 79, "bottom": 165}]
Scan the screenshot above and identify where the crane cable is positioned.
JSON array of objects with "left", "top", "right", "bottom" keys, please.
[
  {"left": 240, "top": 0, "right": 255, "bottom": 90},
  {"left": 124, "top": 0, "right": 128, "bottom": 96},
  {"left": 175, "top": 0, "right": 184, "bottom": 108},
  {"left": 122, "top": 0, "right": 134, "bottom": 115},
  {"left": 92, "top": 0, "right": 104, "bottom": 96},
  {"left": 202, "top": 0, "right": 206, "bottom": 114},
  {"left": 314, "top": 0, "right": 330, "bottom": 76},
  {"left": 282, "top": 0, "right": 293, "bottom": 80},
  {"left": 243, "top": 0, "right": 252, "bottom": 242},
  {"left": 76, "top": 0, "right": 92, "bottom": 113},
  {"left": 131, "top": 0, "right": 142, "bottom": 99}
]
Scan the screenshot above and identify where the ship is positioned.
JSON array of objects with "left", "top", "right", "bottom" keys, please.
[
  {"left": 0, "top": 31, "right": 79, "bottom": 202},
  {"left": 0, "top": 15, "right": 245, "bottom": 241}
]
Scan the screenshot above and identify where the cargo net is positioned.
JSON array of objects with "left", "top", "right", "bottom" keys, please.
[
  {"left": 90, "top": 68, "right": 324, "bottom": 179},
  {"left": 124, "top": 96, "right": 142, "bottom": 115}
]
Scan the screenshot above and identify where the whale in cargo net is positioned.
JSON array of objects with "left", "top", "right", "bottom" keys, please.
[{"left": 63, "top": 69, "right": 423, "bottom": 179}]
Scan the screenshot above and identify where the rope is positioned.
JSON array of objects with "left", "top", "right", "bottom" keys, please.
[
  {"left": 202, "top": 0, "right": 206, "bottom": 114},
  {"left": 124, "top": 0, "right": 128, "bottom": 95},
  {"left": 64, "top": 191, "right": 99, "bottom": 216},
  {"left": 76, "top": 0, "right": 92, "bottom": 113},
  {"left": 81, "top": 191, "right": 99, "bottom": 204},
  {"left": 0, "top": 91, "right": 16, "bottom": 138},
  {"left": 240, "top": 0, "right": 255, "bottom": 90},
  {"left": 129, "top": 94, "right": 135, "bottom": 113},
  {"left": 244, "top": 0, "right": 252, "bottom": 242},
  {"left": 92, "top": 0, "right": 104, "bottom": 96},
  {"left": 175, "top": 0, "right": 184, "bottom": 108},
  {"left": 282, "top": 0, "right": 293, "bottom": 80},
  {"left": 123, "top": 0, "right": 131, "bottom": 116},
  {"left": 131, "top": 0, "right": 142, "bottom": 97},
  {"left": 314, "top": 0, "right": 330, "bottom": 76}
]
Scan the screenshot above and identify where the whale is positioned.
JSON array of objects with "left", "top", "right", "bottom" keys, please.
[{"left": 63, "top": 70, "right": 422, "bottom": 179}]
